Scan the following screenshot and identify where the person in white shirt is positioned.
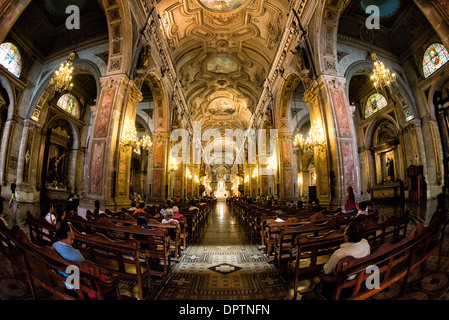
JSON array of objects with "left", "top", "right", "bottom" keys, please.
[
  {"left": 162, "top": 208, "right": 180, "bottom": 231},
  {"left": 274, "top": 210, "right": 285, "bottom": 222},
  {"left": 323, "top": 221, "right": 370, "bottom": 275}
]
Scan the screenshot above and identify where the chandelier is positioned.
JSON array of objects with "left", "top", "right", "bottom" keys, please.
[
  {"left": 49, "top": 52, "right": 76, "bottom": 92},
  {"left": 370, "top": 53, "right": 396, "bottom": 92},
  {"left": 294, "top": 120, "right": 326, "bottom": 153},
  {"left": 121, "top": 119, "right": 152, "bottom": 151}
]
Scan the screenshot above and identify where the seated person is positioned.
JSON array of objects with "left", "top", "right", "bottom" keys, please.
[
  {"left": 274, "top": 210, "right": 285, "bottom": 222},
  {"left": 53, "top": 221, "right": 115, "bottom": 299},
  {"left": 172, "top": 206, "right": 182, "bottom": 219},
  {"left": 128, "top": 202, "right": 137, "bottom": 212},
  {"left": 93, "top": 200, "right": 105, "bottom": 215},
  {"left": 355, "top": 201, "right": 369, "bottom": 216},
  {"left": 323, "top": 221, "right": 370, "bottom": 275},
  {"left": 132, "top": 202, "right": 146, "bottom": 215},
  {"left": 311, "top": 199, "right": 324, "bottom": 212},
  {"left": 162, "top": 209, "right": 180, "bottom": 231},
  {"left": 53, "top": 220, "right": 85, "bottom": 262}
]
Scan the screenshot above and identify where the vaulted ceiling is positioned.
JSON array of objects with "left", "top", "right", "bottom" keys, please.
[{"left": 153, "top": 0, "right": 290, "bottom": 131}]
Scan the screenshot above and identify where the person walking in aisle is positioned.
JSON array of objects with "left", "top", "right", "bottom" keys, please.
[{"left": 8, "top": 179, "right": 18, "bottom": 208}]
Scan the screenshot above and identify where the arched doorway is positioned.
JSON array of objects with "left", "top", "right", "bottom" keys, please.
[{"left": 41, "top": 118, "right": 76, "bottom": 202}]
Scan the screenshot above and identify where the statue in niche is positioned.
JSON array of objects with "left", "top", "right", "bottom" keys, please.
[
  {"left": 386, "top": 157, "right": 395, "bottom": 181},
  {"left": 48, "top": 149, "right": 66, "bottom": 185}
]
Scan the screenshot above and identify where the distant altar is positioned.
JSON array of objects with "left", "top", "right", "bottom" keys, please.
[{"left": 215, "top": 180, "right": 228, "bottom": 200}]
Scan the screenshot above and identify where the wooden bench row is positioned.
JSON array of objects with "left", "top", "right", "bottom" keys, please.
[
  {"left": 317, "top": 215, "right": 448, "bottom": 300},
  {"left": 289, "top": 211, "right": 410, "bottom": 299},
  {"left": 0, "top": 218, "right": 124, "bottom": 300},
  {"left": 25, "top": 212, "right": 169, "bottom": 300}
]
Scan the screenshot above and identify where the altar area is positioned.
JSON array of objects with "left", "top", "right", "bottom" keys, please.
[{"left": 214, "top": 180, "right": 228, "bottom": 201}]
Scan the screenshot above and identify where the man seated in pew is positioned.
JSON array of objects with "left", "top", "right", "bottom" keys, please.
[
  {"left": 188, "top": 201, "right": 199, "bottom": 211},
  {"left": 53, "top": 221, "right": 116, "bottom": 299},
  {"left": 274, "top": 210, "right": 285, "bottom": 222},
  {"left": 355, "top": 201, "right": 369, "bottom": 217},
  {"left": 53, "top": 220, "right": 85, "bottom": 263},
  {"left": 128, "top": 201, "right": 137, "bottom": 212},
  {"left": 311, "top": 199, "right": 324, "bottom": 212},
  {"left": 132, "top": 202, "right": 146, "bottom": 216},
  {"left": 323, "top": 221, "right": 370, "bottom": 276}
]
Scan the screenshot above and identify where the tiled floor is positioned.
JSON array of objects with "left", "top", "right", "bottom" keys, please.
[{"left": 0, "top": 197, "right": 448, "bottom": 300}]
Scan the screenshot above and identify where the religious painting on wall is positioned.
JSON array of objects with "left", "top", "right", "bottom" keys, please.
[
  {"left": 90, "top": 142, "right": 105, "bottom": 195},
  {"left": 208, "top": 97, "right": 236, "bottom": 115},
  {"left": 47, "top": 144, "right": 67, "bottom": 187},
  {"left": 332, "top": 90, "right": 351, "bottom": 136},
  {"left": 207, "top": 56, "right": 238, "bottom": 74},
  {"left": 341, "top": 142, "right": 356, "bottom": 190},
  {"left": 95, "top": 89, "right": 115, "bottom": 137},
  {"left": 198, "top": 0, "right": 246, "bottom": 12}
]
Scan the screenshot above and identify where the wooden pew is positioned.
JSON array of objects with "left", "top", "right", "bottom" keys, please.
[
  {"left": 362, "top": 211, "right": 410, "bottom": 250},
  {"left": 290, "top": 230, "right": 346, "bottom": 299},
  {"left": 0, "top": 219, "right": 122, "bottom": 300},
  {"left": 316, "top": 217, "right": 448, "bottom": 300},
  {"left": 70, "top": 226, "right": 150, "bottom": 300},
  {"left": 66, "top": 215, "right": 171, "bottom": 276},
  {"left": 25, "top": 212, "right": 57, "bottom": 246}
]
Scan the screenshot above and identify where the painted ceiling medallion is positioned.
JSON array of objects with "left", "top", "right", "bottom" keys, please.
[
  {"left": 207, "top": 56, "right": 238, "bottom": 74},
  {"left": 208, "top": 97, "right": 236, "bottom": 115},
  {"left": 198, "top": 0, "right": 247, "bottom": 12}
]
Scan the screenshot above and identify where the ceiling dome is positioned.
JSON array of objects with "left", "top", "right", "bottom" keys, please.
[{"left": 360, "top": 0, "right": 401, "bottom": 18}]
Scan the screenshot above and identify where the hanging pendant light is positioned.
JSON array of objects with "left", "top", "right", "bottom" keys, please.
[
  {"left": 49, "top": 52, "right": 76, "bottom": 92},
  {"left": 370, "top": 53, "right": 396, "bottom": 92}
]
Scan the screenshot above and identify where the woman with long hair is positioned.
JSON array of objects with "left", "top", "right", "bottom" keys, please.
[{"left": 345, "top": 186, "right": 356, "bottom": 212}]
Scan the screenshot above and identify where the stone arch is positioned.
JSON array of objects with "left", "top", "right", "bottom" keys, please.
[
  {"left": 312, "top": 0, "right": 350, "bottom": 76},
  {"left": 98, "top": 0, "right": 134, "bottom": 76},
  {"left": 344, "top": 59, "right": 419, "bottom": 124},
  {"left": 26, "top": 58, "right": 102, "bottom": 122}
]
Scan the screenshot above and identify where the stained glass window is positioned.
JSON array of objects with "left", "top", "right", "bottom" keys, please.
[
  {"left": 0, "top": 43, "right": 22, "bottom": 78},
  {"left": 57, "top": 94, "right": 80, "bottom": 118},
  {"left": 365, "top": 93, "right": 388, "bottom": 118},
  {"left": 423, "top": 43, "right": 449, "bottom": 78}
]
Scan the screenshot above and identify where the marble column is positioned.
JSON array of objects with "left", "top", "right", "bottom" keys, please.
[
  {"left": 79, "top": 74, "right": 143, "bottom": 214},
  {"left": 303, "top": 74, "right": 360, "bottom": 206}
]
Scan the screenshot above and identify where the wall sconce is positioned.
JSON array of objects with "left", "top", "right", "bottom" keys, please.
[
  {"left": 169, "top": 156, "right": 178, "bottom": 171},
  {"left": 186, "top": 168, "right": 192, "bottom": 179},
  {"left": 252, "top": 167, "right": 258, "bottom": 178},
  {"left": 297, "top": 174, "right": 303, "bottom": 185},
  {"left": 244, "top": 175, "right": 249, "bottom": 183}
]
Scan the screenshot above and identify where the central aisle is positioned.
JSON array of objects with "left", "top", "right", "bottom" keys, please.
[{"left": 148, "top": 200, "right": 292, "bottom": 300}]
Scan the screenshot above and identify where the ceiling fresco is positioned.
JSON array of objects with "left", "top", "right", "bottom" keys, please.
[{"left": 155, "top": 0, "right": 290, "bottom": 130}]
